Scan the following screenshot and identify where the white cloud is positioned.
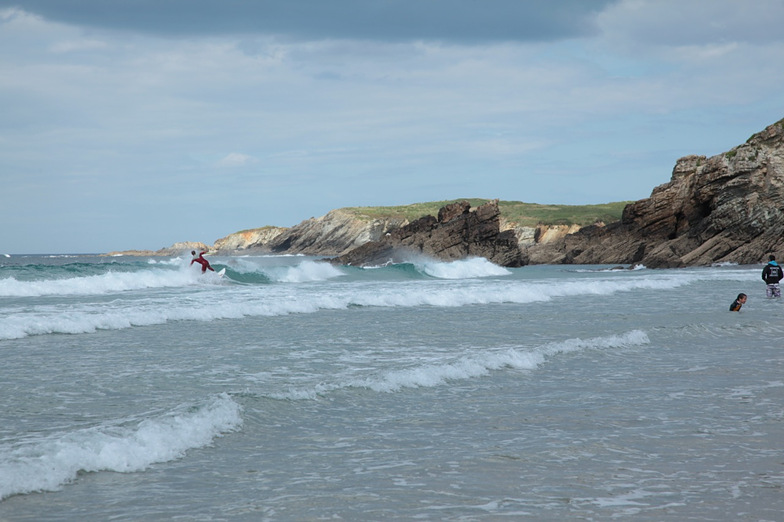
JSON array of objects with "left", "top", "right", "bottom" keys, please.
[{"left": 215, "top": 153, "right": 256, "bottom": 168}]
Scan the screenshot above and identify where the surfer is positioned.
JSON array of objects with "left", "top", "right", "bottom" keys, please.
[
  {"left": 190, "top": 250, "right": 215, "bottom": 273},
  {"left": 761, "top": 254, "right": 782, "bottom": 298},
  {"left": 729, "top": 293, "right": 747, "bottom": 312}
]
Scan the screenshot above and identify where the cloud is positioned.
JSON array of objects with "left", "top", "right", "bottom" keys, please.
[
  {"left": 49, "top": 38, "right": 108, "bottom": 54},
  {"left": 598, "top": 0, "right": 784, "bottom": 47},
  {"left": 215, "top": 152, "right": 256, "bottom": 168},
  {"left": 0, "top": 0, "right": 617, "bottom": 42}
]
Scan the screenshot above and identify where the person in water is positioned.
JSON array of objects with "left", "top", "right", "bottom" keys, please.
[
  {"left": 190, "top": 250, "right": 215, "bottom": 273},
  {"left": 729, "top": 293, "right": 747, "bottom": 312},
  {"left": 761, "top": 254, "right": 783, "bottom": 298}
]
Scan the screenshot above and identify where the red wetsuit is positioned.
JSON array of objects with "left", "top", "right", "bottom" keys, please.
[{"left": 190, "top": 251, "right": 214, "bottom": 273}]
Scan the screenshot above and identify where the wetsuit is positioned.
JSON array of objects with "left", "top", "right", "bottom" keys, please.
[
  {"left": 761, "top": 260, "right": 782, "bottom": 297},
  {"left": 729, "top": 299, "right": 743, "bottom": 312},
  {"left": 191, "top": 251, "right": 215, "bottom": 273}
]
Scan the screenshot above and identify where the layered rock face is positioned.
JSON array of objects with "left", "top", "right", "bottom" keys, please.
[
  {"left": 331, "top": 200, "right": 526, "bottom": 267},
  {"left": 213, "top": 227, "right": 286, "bottom": 253},
  {"left": 219, "top": 208, "right": 582, "bottom": 258},
  {"left": 263, "top": 209, "right": 408, "bottom": 256},
  {"left": 531, "top": 118, "right": 784, "bottom": 267},
  {"left": 210, "top": 211, "right": 405, "bottom": 256}
]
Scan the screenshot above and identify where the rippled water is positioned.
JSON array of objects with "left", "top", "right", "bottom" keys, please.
[{"left": 1, "top": 255, "right": 782, "bottom": 520}]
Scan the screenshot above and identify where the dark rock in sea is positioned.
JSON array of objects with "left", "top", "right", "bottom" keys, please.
[{"left": 331, "top": 200, "right": 527, "bottom": 267}]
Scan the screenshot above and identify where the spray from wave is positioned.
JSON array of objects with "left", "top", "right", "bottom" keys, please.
[
  {"left": 0, "top": 261, "right": 223, "bottom": 297},
  {"left": 415, "top": 257, "right": 511, "bottom": 279},
  {"left": 214, "top": 258, "right": 344, "bottom": 284}
]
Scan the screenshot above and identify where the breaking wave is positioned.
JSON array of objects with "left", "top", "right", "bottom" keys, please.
[{"left": 0, "top": 394, "right": 242, "bottom": 501}]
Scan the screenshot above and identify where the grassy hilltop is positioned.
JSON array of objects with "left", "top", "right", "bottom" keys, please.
[{"left": 341, "top": 199, "right": 630, "bottom": 227}]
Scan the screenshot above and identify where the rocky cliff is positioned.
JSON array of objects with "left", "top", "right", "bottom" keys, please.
[
  {"left": 331, "top": 200, "right": 525, "bottom": 267},
  {"left": 212, "top": 226, "right": 286, "bottom": 253},
  {"left": 105, "top": 205, "right": 593, "bottom": 258},
  {"left": 529, "top": 117, "right": 784, "bottom": 267},
  {"left": 267, "top": 209, "right": 408, "bottom": 256},
  {"left": 211, "top": 206, "right": 598, "bottom": 257},
  {"left": 210, "top": 209, "right": 407, "bottom": 256}
]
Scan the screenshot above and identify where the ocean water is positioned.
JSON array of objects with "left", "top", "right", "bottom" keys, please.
[{"left": 0, "top": 253, "right": 782, "bottom": 521}]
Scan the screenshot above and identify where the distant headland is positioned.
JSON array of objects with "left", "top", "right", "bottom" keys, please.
[{"left": 107, "top": 117, "right": 784, "bottom": 268}]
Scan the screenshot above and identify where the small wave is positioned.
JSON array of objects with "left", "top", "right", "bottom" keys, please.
[
  {"left": 0, "top": 264, "right": 222, "bottom": 297},
  {"left": 357, "top": 257, "right": 510, "bottom": 280},
  {"left": 361, "top": 330, "right": 650, "bottom": 392},
  {"left": 221, "top": 258, "right": 344, "bottom": 284},
  {"left": 147, "top": 258, "right": 182, "bottom": 266},
  {"left": 0, "top": 267, "right": 698, "bottom": 340},
  {"left": 0, "top": 394, "right": 242, "bottom": 500},
  {"left": 711, "top": 261, "right": 739, "bottom": 267},
  {"left": 2, "top": 264, "right": 745, "bottom": 341},
  {"left": 416, "top": 257, "right": 511, "bottom": 279},
  {"left": 269, "top": 331, "right": 650, "bottom": 398},
  {"left": 267, "top": 260, "right": 344, "bottom": 283},
  {"left": 358, "top": 348, "right": 543, "bottom": 393},
  {"left": 573, "top": 264, "right": 647, "bottom": 273}
]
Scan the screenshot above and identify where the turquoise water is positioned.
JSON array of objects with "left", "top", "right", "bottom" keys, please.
[{"left": 1, "top": 254, "right": 782, "bottom": 520}]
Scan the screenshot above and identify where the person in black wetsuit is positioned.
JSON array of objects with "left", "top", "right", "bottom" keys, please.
[
  {"left": 761, "top": 254, "right": 783, "bottom": 298},
  {"left": 729, "top": 293, "right": 747, "bottom": 312}
]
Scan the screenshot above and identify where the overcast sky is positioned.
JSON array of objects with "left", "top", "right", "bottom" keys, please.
[{"left": 2, "top": 0, "right": 783, "bottom": 254}]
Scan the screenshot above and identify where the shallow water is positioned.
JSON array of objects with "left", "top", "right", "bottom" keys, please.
[{"left": 1, "top": 255, "right": 782, "bottom": 520}]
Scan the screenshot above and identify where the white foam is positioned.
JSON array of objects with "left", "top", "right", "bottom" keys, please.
[
  {"left": 417, "top": 257, "right": 511, "bottom": 279},
  {"left": 147, "top": 257, "right": 183, "bottom": 266},
  {"left": 270, "top": 331, "right": 650, "bottom": 399},
  {"left": 0, "top": 394, "right": 242, "bottom": 500},
  {"left": 0, "top": 263, "right": 220, "bottom": 297},
  {"left": 0, "top": 264, "right": 755, "bottom": 341},
  {"left": 268, "top": 260, "right": 345, "bottom": 283},
  {"left": 363, "top": 330, "right": 650, "bottom": 392},
  {"left": 221, "top": 258, "right": 344, "bottom": 283},
  {"left": 360, "top": 348, "right": 544, "bottom": 392},
  {"left": 0, "top": 264, "right": 708, "bottom": 341}
]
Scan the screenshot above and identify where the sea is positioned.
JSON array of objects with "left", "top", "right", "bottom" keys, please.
[{"left": 0, "top": 253, "right": 782, "bottom": 521}]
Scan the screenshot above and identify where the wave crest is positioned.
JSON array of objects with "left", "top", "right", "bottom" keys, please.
[
  {"left": 269, "top": 330, "right": 650, "bottom": 399},
  {"left": 0, "top": 394, "right": 242, "bottom": 500}
]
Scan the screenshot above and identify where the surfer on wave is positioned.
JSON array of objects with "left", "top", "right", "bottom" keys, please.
[{"left": 191, "top": 250, "right": 215, "bottom": 273}]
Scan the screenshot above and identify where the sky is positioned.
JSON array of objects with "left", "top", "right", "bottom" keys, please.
[{"left": 2, "top": 1, "right": 784, "bottom": 254}]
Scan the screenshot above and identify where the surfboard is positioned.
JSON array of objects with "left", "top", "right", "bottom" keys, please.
[{"left": 217, "top": 268, "right": 226, "bottom": 278}]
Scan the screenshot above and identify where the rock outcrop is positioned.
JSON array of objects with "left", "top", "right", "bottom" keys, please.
[
  {"left": 530, "top": 118, "right": 784, "bottom": 267},
  {"left": 331, "top": 200, "right": 526, "bottom": 267},
  {"left": 213, "top": 227, "right": 286, "bottom": 253},
  {"left": 250, "top": 209, "right": 408, "bottom": 256}
]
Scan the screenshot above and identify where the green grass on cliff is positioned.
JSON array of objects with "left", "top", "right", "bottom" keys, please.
[{"left": 342, "top": 199, "right": 629, "bottom": 227}]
